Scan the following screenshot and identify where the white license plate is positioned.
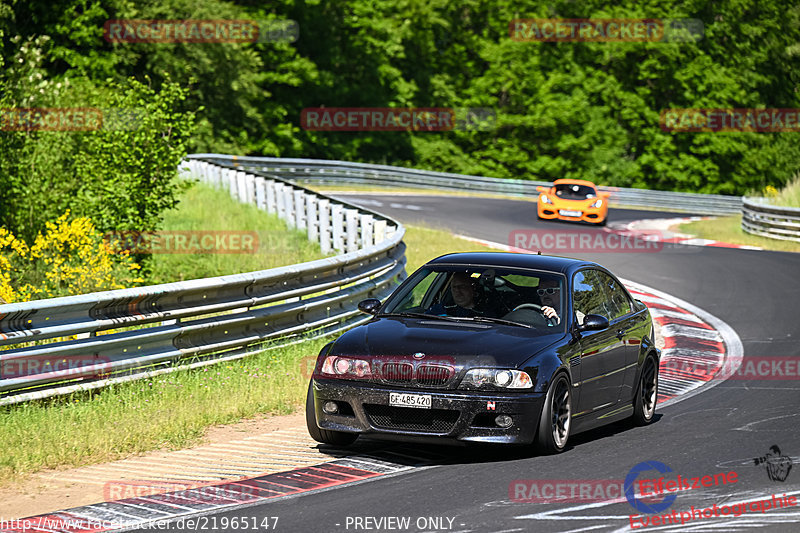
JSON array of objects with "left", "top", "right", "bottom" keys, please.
[
  {"left": 559, "top": 210, "right": 582, "bottom": 217},
  {"left": 389, "top": 393, "right": 431, "bottom": 409}
]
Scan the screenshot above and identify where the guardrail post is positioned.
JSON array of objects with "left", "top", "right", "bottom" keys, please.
[
  {"left": 226, "top": 168, "right": 237, "bottom": 199},
  {"left": 199, "top": 161, "right": 209, "bottom": 183},
  {"left": 284, "top": 187, "right": 296, "bottom": 228},
  {"left": 276, "top": 183, "right": 286, "bottom": 220},
  {"left": 331, "top": 204, "right": 344, "bottom": 251},
  {"left": 345, "top": 209, "right": 359, "bottom": 252},
  {"left": 236, "top": 171, "right": 247, "bottom": 203},
  {"left": 307, "top": 196, "right": 318, "bottom": 242},
  {"left": 245, "top": 174, "right": 256, "bottom": 204},
  {"left": 294, "top": 190, "right": 306, "bottom": 229},
  {"left": 360, "top": 214, "right": 374, "bottom": 247},
  {"left": 374, "top": 219, "right": 387, "bottom": 244},
  {"left": 266, "top": 180, "right": 276, "bottom": 214},
  {"left": 255, "top": 177, "right": 266, "bottom": 210},
  {"left": 319, "top": 199, "right": 331, "bottom": 253}
]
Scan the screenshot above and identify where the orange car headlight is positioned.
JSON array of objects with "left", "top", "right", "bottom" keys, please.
[
  {"left": 590, "top": 199, "right": 603, "bottom": 208},
  {"left": 540, "top": 194, "right": 553, "bottom": 204}
]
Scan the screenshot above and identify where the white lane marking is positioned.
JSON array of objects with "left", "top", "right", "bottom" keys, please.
[
  {"left": 734, "top": 412, "right": 800, "bottom": 432},
  {"left": 659, "top": 325, "right": 723, "bottom": 342},
  {"left": 389, "top": 202, "right": 423, "bottom": 210},
  {"left": 329, "top": 196, "right": 424, "bottom": 211},
  {"left": 649, "top": 308, "right": 705, "bottom": 322}
]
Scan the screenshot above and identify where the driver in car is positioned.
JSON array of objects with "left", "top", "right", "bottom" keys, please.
[
  {"left": 537, "top": 278, "right": 561, "bottom": 325},
  {"left": 427, "top": 272, "right": 486, "bottom": 317}
]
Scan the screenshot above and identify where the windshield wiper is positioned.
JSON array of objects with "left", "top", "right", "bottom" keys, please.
[
  {"left": 377, "top": 312, "right": 462, "bottom": 322},
  {"left": 462, "top": 316, "right": 534, "bottom": 328}
]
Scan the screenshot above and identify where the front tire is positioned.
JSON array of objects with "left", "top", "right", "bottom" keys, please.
[
  {"left": 305, "top": 382, "right": 358, "bottom": 446},
  {"left": 632, "top": 356, "right": 658, "bottom": 426},
  {"left": 535, "top": 373, "right": 571, "bottom": 454}
]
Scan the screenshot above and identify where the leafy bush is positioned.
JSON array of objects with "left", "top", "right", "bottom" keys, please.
[{"left": 0, "top": 211, "right": 143, "bottom": 303}]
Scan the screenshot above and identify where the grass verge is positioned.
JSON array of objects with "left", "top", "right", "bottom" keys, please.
[
  {"left": 677, "top": 215, "right": 800, "bottom": 253},
  {"left": 0, "top": 222, "right": 485, "bottom": 486},
  {"left": 144, "top": 181, "right": 327, "bottom": 284}
]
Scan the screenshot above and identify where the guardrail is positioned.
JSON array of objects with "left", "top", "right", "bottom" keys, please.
[
  {"left": 188, "top": 154, "right": 743, "bottom": 215},
  {"left": 0, "top": 160, "right": 407, "bottom": 405},
  {"left": 741, "top": 196, "right": 800, "bottom": 242}
]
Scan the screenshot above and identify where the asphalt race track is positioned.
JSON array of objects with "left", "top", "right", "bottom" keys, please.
[{"left": 129, "top": 195, "right": 800, "bottom": 533}]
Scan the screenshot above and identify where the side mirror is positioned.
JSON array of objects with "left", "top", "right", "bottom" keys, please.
[
  {"left": 536, "top": 186, "right": 549, "bottom": 193},
  {"left": 579, "top": 314, "right": 609, "bottom": 331},
  {"left": 357, "top": 298, "right": 381, "bottom": 315}
]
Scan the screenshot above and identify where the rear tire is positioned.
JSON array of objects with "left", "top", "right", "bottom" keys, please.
[
  {"left": 632, "top": 356, "right": 658, "bottom": 426},
  {"left": 534, "top": 373, "right": 571, "bottom": 454},
  {"left": 305, "top": 382, "right": 358, "bottom": 446}
]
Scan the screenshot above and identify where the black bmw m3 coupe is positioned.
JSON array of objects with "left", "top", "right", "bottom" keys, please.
[{"left": 307, "top": 252, "right": 660, "bottom": 453}]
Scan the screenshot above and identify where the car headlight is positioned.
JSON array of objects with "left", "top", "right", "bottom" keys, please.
[
  {"left": 540, "top": 194, "right": 553, "bottom": 204},
  {"left": 320, "top": 356, "right": 372, "bottom": 379},
  {"left": 590, "top": 199, "right": 603, "bottom": 208},
  {"left": 459, "top": 368, "right": 533, "bottom": 389}
]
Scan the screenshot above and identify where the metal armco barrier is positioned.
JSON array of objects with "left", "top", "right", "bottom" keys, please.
[
  {"left": 741, "top": 196, "right": 800, "bottom": 242},
  {"left": 0, "top": 160, "right": 406, "bottom": 404},
  {"left": 189, "top": 154, "right": 743, "bottom": 215}
]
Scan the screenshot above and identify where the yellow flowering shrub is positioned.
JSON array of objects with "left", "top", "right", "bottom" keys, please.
[{"left": 0, "top": 211, "right": 143, "bottom": 303}]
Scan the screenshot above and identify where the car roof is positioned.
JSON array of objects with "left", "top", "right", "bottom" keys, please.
[
  {"left": 552, "top": 179, "right": 597, "bottom": 188},
  {"left": 425, "top": 251, "right": 597, "bottom": 275}
]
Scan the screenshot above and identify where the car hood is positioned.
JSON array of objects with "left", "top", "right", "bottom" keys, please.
[{"left": 329, "top": 316, "right": 564, "bottom": 368}]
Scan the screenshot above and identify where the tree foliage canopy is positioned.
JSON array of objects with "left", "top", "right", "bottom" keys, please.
[{"left": 2, "top": 0, "right": 800, "bottom": 239}]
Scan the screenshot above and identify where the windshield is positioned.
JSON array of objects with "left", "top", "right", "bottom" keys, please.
[
  {"left": 554, "top": 183, "right": 597, "bottom": 200},
  {"left": 381, "top": 266, "right": 567, "bottom": 331}
]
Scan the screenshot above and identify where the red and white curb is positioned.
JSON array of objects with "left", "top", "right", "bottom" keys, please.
[
  {"left": 0, "top": 450, "right": 445, "bottom": 533},
  {"left": 610, "top": 217, "right": 763, "bottom": 250},
  {"left": 621, "top": 280, "right": 743, "bottom": 407}
]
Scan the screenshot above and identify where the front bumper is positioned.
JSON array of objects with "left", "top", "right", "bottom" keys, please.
[
  {"left": 311, "top": 378, "right": 546, "bottom": 445},
  {"left": 538, "top": 203, "right": 607, "bottom": 223}
]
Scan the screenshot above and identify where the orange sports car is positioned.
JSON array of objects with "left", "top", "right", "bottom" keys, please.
[{"left": 536, "top": 179, "right": 610, "bottom": 226}]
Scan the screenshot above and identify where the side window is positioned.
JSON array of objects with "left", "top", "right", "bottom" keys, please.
[
  {"left": 594, "top": 270, "right": 632, "bottom": 319},
  {"left": 572, "top": 270, "right": 609, "bottom": 323},
  {"left": 395, "top": 271, "right": 440, "bottom": 311}
]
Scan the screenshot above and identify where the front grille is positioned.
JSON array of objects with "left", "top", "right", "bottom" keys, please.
[
  {"left": 364, "top": 404, "right": 459, "bottom": 433},
  {"left": 416, "top": 365, "right": 453, "bottom": 386},
  {"left": 376, "top": 363, "right": 455, "bottom": 388},
  {"left": 380, "top": 362, "right": 414, "bottom": 383}
]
